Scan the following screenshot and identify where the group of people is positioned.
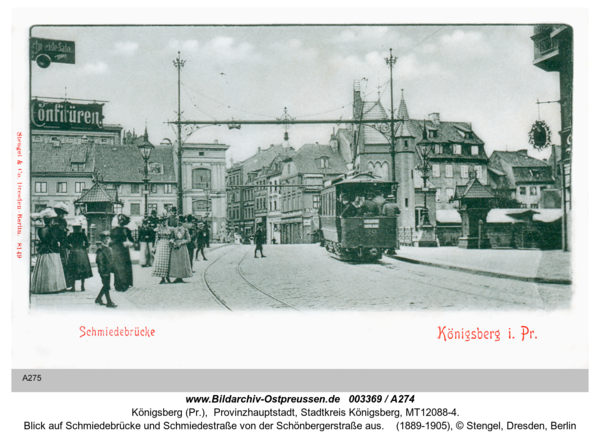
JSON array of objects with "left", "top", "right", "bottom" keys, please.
[
  {"left": 31, "top": 205, "right": 212, "bottom": 309},
  {"left": 340, "top": 192, "right": 400, "bottom": 218},
  {"left": 31, "top": 202, "right": 93, "bottom": 296}
]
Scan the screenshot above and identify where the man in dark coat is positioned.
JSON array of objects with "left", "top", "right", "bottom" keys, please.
[
  {"left": 254, "top": 226, "right": 266, "bottom": 258},
  {"left": 95, "top": 231, "right": 117, "bottom": 308},
  {"left": 182, "top": 215, "right": 197, "bottom": 268}
]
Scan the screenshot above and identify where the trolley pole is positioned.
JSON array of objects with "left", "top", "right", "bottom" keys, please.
[
  {"left": 385, "top": 48, "right": 398, "bottom": 182},
  {"left": 173, "top": 52, "right": 186, "bottom": 214}
]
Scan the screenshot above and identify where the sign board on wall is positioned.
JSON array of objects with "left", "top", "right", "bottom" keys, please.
[
  {"left": 30, "top": 37, "right": 76, "bottom": 67},
  {"left": 31, "top": 99, "right": 104, "bottom": 130}
]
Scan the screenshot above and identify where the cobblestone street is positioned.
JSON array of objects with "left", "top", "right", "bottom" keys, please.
[{"left": 33, "top": 244, "right": 572, "bottom": 312}]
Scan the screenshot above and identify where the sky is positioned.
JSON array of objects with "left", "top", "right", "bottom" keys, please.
[{"left": 31, "top": 24, "right": 561, "bottom": 163}]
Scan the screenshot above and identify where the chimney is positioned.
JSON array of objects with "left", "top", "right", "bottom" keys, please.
[
  {"left": 214, "top": 139, "right": 219, "bottom": 144},
  {"left": 517, "top": 149, "right": 529, "bottom": 157},
  {"left": 428, "top": 113, "right": 440, "bottom": 125},
  {"left": 330, "top": 128, "right": 338, "bottom": 151}
]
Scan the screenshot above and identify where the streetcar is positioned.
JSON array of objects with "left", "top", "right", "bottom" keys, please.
[{"left": 319, "top": 173, "right": 397, "bottom": 262}]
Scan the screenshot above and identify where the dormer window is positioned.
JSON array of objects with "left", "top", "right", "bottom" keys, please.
[
  {"left": 71, "top": 163, "right": 85, "bottom": 172},
  {"left": 319, "top": 157, "right": 330, "bottom": 168},
  {"left": 435, "top": 144, "right": 443, "bottom": 154},
  {"left": 471, "top": 146, "right": 479, "bottom": 155},
  {"left": 428, "top": 129, "right": 438, "bottom": 138},
  {"left": 453, "top": 144, "right": 461, "bottom": 155}
]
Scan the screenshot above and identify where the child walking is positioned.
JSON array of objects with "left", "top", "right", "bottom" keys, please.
[{"left": 95, "top": 231, "right": 118, "bottom": 308}]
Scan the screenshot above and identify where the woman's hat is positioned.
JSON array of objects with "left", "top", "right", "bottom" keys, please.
[
  {"left": 117, "top": 214, "right": 130, "bottom": 223},
  {"left": 71, "top": 218, "right": 83, "bottom": 227},
  {"left": 54, "top": 202, "right": 69, "bottom": 214},
  {"left": 40, "top": 208, "right": 57, "bottom": 218}
]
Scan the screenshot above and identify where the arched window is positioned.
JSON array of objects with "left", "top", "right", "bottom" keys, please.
[
  {"left": 367, "top": 162, "right": 374, "bottom": 173},
  {"left": 381, "top": 162, "right": 389, "bottom": 181},
  {"left": 374, "top": 162, "right": 382, "bottom": 178},
  {"left": 192, "top": 168, "right": 211, "bottom": 189}
]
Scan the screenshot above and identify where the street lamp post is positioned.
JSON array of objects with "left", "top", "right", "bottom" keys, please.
[
  {"left": 138, "top": 140, "right": 155, "bottom": 216},
  {"left": 416, "top": 119, "right": 434, "bottom": 226}
]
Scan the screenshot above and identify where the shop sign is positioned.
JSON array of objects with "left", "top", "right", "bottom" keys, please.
[{"left": 31, "top": 99, "right": 104, "bottom": 130}]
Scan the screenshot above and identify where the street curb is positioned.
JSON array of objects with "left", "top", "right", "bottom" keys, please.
[{"left": 389, "top": 255, "right": 572, "bottom": 285}]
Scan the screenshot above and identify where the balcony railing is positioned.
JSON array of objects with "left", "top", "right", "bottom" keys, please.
[
  {"left": 533, "top": 24, "right": 554, "bottom": 36},
  {"left": 535, "top": 37, "right": 559, "bottom": 58}
]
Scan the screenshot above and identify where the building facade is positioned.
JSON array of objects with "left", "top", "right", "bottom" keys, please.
[
  {"left": 279, "top": 143, "right": 348, "bottom": 244},
  {"left": 488, "top": 150, "right": 555, "bottom": 209},
  {"left": 531, "top": 24, "right": 572, "bottom": 250}
]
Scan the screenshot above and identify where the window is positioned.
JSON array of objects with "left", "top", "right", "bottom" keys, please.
[
  {"left": 151, "top": 184, "right": 157, "bottom": 193},
  {"left": 519, "top": 187, "right": 527, "bottom": 196},
  {"left": 319, "top": 157, "right": 330, "bottom": 168},
  {"left": 56, "top": 182, "right": 67, "bottom": 193},
  {"left": 131, "top": 184, "right": 140, "bottom": 194},
  {"left": 287, "top": 164, "right": 291, "bottom": 174},
  {"left": 35, "top": 182, "right": 47, "bottom": 193},
  {"left": 461, "top": 165, "right": 469, "bottom": 179},
  {"left": 435, "top": 145, "right": 442, "bottom": 154},
  {"left": 33, "top": 136, "right": 42, "bottom": 142},
  {"left": 530, "top": 186, "right": 538, "bottom": 196},
  {"left": 116, "top": 184, "right": 121, "bottom": 194},
  {"left": 274, "top": 200, "right": 277, "bottom": 211},
  {"left": 164, "top": 203, "right": 173, "bottom": 213},
  {"left": 436, "top": 188, "right": 441, "bottom": 202},
  {"left": 313, "top": 195, "right": 320, "bottom": 209},
  {"left": 405, "top": 198, "right": 409, "bottom": 208},
  {"left": 148, "top": 163, "right": 164, "bottom": 174},
  {"left": 530, "top": 203, "right": 539, "bottom": 209},
  {"left": 101, "top": 138, "right": 109, "bottom": 143},
  {"left": 445, "top": 165, "right": 453, "bottom": 178},
  {"left": 475, "top": 166, "right": 483, "bottom": 179},
  {"left": 404, "top": 140, "right": 409, "bottom": 149},
  {"left": 130, "top": 203, "right": 141, "bottom": 216},
  {"left": 198, "top": 152, "right": 204, "bottom": 156},
  {"left": 148, "top": 203, "right": 158, "bottom": 213},
  {"left": 192, "top": 168, "right": 211, "bottom": 189},
  {"left": 114, "top": 205, "right": 123, "bottom": 215},
  {"left": 453, "top": 144, "right": 461, "bottom": 155},
  {"left": 164, "top": 184, "right": 173, "bottom": 194},
  {"left": 446, "top": 188, "right": 455, "bottom": 201},
  {"left": 432, "top": 164, "right": 440, "bottom": 177},
  {"left": 34, "top": 203, "right": 47, "bottom": 213},
  {"left": 71, "top": 163, "right": 85, "bottom": 172},
  {"left": 75, "top": 182, "right": 85, "bottom": 193},
  {"left": 471, "top": 146, "right": 479, "bottom": 155},
  {"left": 429, "top": 129, "right": 437, "bottom": 138}
]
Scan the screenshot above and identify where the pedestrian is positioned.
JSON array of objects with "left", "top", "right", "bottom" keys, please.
[
  {"left": 95, "top": 231, "right": 117, "bottom": 308},
  {"left": 358, "top": 193, "right": 379, "bottom": 216},
  {"left": 65, "top": 218, "right": 93, "bottom": 291},
  {"left": 254, "top": 226, "right": 266, "bottom": 258},
  {"left": 203, "top": 219, "right": 211, "bottom": 248},
  {"left": 167, "top": 206, "right": 178, "bottom": 227},
  {"left": 53, "top": 202, "right": 72, "bottom": 288},
  {"left": 138, "top": 218, "right": 155, "bottom": 267},
  {"left": 30, "top": 208, "right": 67, "bottom": 294},
  {"left": 152, "top": 216, "right": 173, "bottom": 284},
  {"left": 169, "top": 216, "right": 193, "bottom": 283},
  {"left": 195, "top": 222, "right": 208, "bottom": 261},
  {"left": 182, "top": 214, "right": 197, "bottom": 269},
  {"left": 148, "top": 209, "right": 160, "bottom": 229},
  {"left": 111, "top": 214, "right": 134, "bottom": 292}
]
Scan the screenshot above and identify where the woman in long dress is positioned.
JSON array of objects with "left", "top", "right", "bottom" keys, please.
[
  {"left": 31, "top": 209, "right": 67, "bottom": 294},
  {"left": 152, "top": 217, "right": 173, "bottom": 284},
  {"left": 169, "top": 216, "right": 193, "bottom": 283},
  {"left": 111, "top": 214, "right": 134, "bottom": 291},
  {"left": 65, "top": 222, "right": 93, "bottom": 291}
]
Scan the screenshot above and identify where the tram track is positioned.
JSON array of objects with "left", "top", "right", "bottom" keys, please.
[{"left": 202, "top": 246, "right": 301, "bottom": 312}]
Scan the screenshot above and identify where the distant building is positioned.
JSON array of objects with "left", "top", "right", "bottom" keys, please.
[
  {"left": 279, "top": 143, "right": 348, "bottom": 244},
  {"left": 488, "top": 150, "right": 555, "bottom": 209},
  {"left": 349, "top": 81, "right": 487, "bottom": 228},
  {"left": 226, "top": 143, "right": 294, "bottom": 239}
]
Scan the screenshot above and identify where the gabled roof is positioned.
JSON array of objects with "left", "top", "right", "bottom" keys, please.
[
  {"left": 286, "top": 143, "right": 348, "bottom": 176},
  {"left": 94, "top": 144, "right": 176, "bottom": 183},
  {"left": 490, "top": 150, "right": 551, "bottom": 167},
  {"left": 75, "top": 182, "right": 120, "bottom": 204},
  {"left": 32, "top": 143, "right": 94, "bottom": 173},
  {"left": 455, "top": 177, "right": 495, "bottom": 199}
]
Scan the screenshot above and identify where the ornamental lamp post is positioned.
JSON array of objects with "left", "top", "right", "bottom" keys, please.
[
  {"left": 416, "top": 119, "right": 435, "bottom": 226},
  {"left": 138, "top": 140, "right": 155, "bottom": 216}
]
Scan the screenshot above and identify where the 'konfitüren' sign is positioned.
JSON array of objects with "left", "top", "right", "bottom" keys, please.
[{"left": 31, "top": 100, "right": 104, "bottom": 130}]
